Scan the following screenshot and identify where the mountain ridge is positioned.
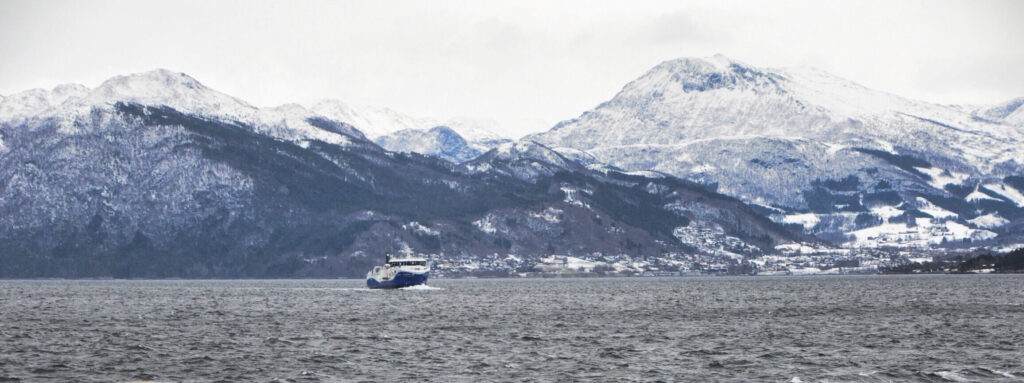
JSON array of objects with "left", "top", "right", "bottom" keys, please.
[
  {"left": 0, "top": 71, "right": 804, "bottom": 278},
  {"left": 531, "top": 54, "right": 1024, "bottom": 250},
  {"left": 2, "top": 62, "right": 1022, "bottom": 278}
]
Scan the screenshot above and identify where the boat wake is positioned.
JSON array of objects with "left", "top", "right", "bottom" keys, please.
[{"left": 399, "top": 284, "right": 443, "bottom": 291}]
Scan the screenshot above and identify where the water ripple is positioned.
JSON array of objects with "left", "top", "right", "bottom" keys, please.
[{"left": 1, "top": 276, "right": 1022, "bottom": 381}]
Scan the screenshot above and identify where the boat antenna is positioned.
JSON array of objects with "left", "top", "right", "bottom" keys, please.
[{"left": 386, "top": 238, "right": 394, "bottom": 264}]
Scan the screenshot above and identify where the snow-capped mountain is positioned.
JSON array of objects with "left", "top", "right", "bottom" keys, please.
[
  {"left": 441, "top": 117, "right": 510, "bottom": 143},
  {"left": 0, "top": 83, "right": 90, "bottom": 122},
  {"left": 310, "top": 99, "right": 515, "bottom": 155},
  {"left": 464, "top": 140, "right": 588, "bottom": 182},
  {"left": 531, "top": 54, "right": 1024, "bottom": 249},
  {"left": 375, "top": 126, "right": 482, "bottom": 163},
  {"left": 83, "top": 69, "right": 255, "bottom": 120},
  {"left": 0, "top": 69, "right": 800, "bottom": 278},
  {"left": 310, "top": 100, "right": 433, "bottom": 139},
  {"left": 0, "top": 69, "right": 363, "bottom": 146}
]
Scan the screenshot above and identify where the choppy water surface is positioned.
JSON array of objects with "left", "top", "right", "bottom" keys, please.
[{"left": 1, "top": 275, "right": 1023, "bottom": 382}]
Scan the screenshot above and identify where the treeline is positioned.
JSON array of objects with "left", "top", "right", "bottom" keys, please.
[
  {"left": 884, "top": 248, "right": 1024, "bottom": 274},
  {"left": 955, "top": 247, "right": 1024, "bottom": 273}
]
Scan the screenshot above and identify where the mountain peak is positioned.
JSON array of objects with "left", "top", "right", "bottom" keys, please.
[
  {"left": 427, "top": 125, "right": 460, "bottom": 136},
  {"left": 621, "top": 54, "right": 776, "bottom": 97},
  {"left": 96, "top": 69, "right": 206, "bottom": 95},
  {"left": 2, "top": 70, "right": 247, "bottom": 123},
  {"left": 52, "top": 83, "right": 90, "bottom": 98},
  {"left": 464, "top": 140, "right": 582, "bottom": 181},
  {"left": 85, "top": 69, "right": 254, "bottom": 118},
  {"left": 664, "top": 54, "right": 744, "bottom": 72},
  {"left": 0, "top": 83, "right": 91, "bottom": 121},
  {"left": 476, "top": 140, "right": 584, "bottom": 173},
  {"left": 374, "top": 125, "right": 480, "bottom": 163},
  {"left": 655, "top": 54, "right": 760, "bottom": 76}
]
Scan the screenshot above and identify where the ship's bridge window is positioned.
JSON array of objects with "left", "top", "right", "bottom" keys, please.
[{"left": 391, "top": 261, "right": 426, "bottom": 266}]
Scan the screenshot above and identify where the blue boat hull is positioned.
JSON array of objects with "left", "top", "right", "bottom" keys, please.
[{"left": 366, "top": 271, "right": 428, "bottom": 289}]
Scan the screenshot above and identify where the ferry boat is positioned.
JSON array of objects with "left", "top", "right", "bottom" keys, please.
[{"left": 366, "top": 254, "right": 429, "bottom": 289}]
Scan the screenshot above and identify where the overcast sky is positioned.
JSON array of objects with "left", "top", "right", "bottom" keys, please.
[{"left": 1, "top": 0, "right": 1022, "bottom": 137}]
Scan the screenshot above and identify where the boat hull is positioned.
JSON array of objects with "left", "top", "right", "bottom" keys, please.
[{"left": 366, "top": 271, "right": 428, "bottom": 289}]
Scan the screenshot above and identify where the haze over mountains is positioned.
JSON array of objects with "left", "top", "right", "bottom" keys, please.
[
  {"left": 309, "top": 99, "right": 528, "bottom": 157},
  {"left": 1, "top": 55, "right": 1022, "bottom": 277}
]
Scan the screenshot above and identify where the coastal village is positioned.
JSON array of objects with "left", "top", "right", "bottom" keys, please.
[{"left": 422, "top": 245, "right": 985, "bottom": 278}]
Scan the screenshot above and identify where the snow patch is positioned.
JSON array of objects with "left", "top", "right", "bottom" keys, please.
[
  {"left": 403, "top": 221, "right": 439, "bottom": 236},
  {"left": 781, "top": 213, "right": 819, "bottom": 230},
  {"left": 560, "top": 186, "right": 591, "bottom": 208},
  {"left": 994, "top": 243, "right": 1024, "bottom": 253},
  {"left": 824, "top": 142, "right": 847, "bottom": 156},
  {"left": 473, "top": 215, "right": 498, "bottom": 234},
  {"left": 847, "top": 218, "right": 996, "bottom": 248},
  {"left": 968, "top": 213, "right": 1008, "bottom": 229},
  {"left": 441, "top": 179, "right": 461, "bottom": 191},
  {"left": 623, "top": 170, "right": 665, "bottom": 178},
  {"left": 914, "top": 167, "right": 969, "bottom": 189},
  {"left": 465, "top": 162, "right": 492, "bottom": 173},
  {"left": 983, "top": 183, "right": 1024, "bottom": 206},
  {"left": 916, "top": 197, "right": 957, "bottom": 219},
  {"left": 530, "top": 207, "right": 563, "bottom": 224},
  {"left": 965, "top": 188, "right": 1000, "bottom": 202},
  {"left": 870, "top": 205, "right": 904, "bottom": 221},
  {"left": 689, "top": 164, "right": 716, "bottom": 173}
]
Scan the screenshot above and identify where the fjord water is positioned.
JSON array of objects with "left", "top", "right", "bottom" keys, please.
[{"left": 1, "top": 276, "right": 1022, "bottom": 382}]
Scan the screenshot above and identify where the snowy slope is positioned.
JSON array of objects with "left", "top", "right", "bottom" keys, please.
[
  {"left": 81, "top": 69, "right": 255, "bottom": 121},
  {"left": 0, "top": 70, "right": 514, "bottom": 162},
  {"left": 0, "top": 69, "right": 359, "bottom": 147},
  {"left": 0, "top": 83, "right": 90, "bottom": 122},
  {"left": 0, "top": 79, "right": 803, "bottom": 277},
  {"left": 310, "top": 99, "right": 434, "bottom": 138},
  {"left": 973, "top": 97, "right": 1024, "bottom": 126},
  {"left": 375, "top": 126, "right": 481, "bottom": 163},
  {"left": 443, "top": 117, "right": 511, "bottom": 143},
  {"left": 464, "top": 140, "right": 587, "bottom": 182},
  {"left": 531, "top": 54, "right": 1024, "bottom": 248},
  {"left": 536, "top": 55, "right": 1021, "bottom": 165},
  {"left": 307, "top": 98, "right": 512, "bottom": 148}
]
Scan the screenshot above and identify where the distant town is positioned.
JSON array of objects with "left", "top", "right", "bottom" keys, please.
[{"left": 427, "top": 246, "right": 1024, "bottom": 278}]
